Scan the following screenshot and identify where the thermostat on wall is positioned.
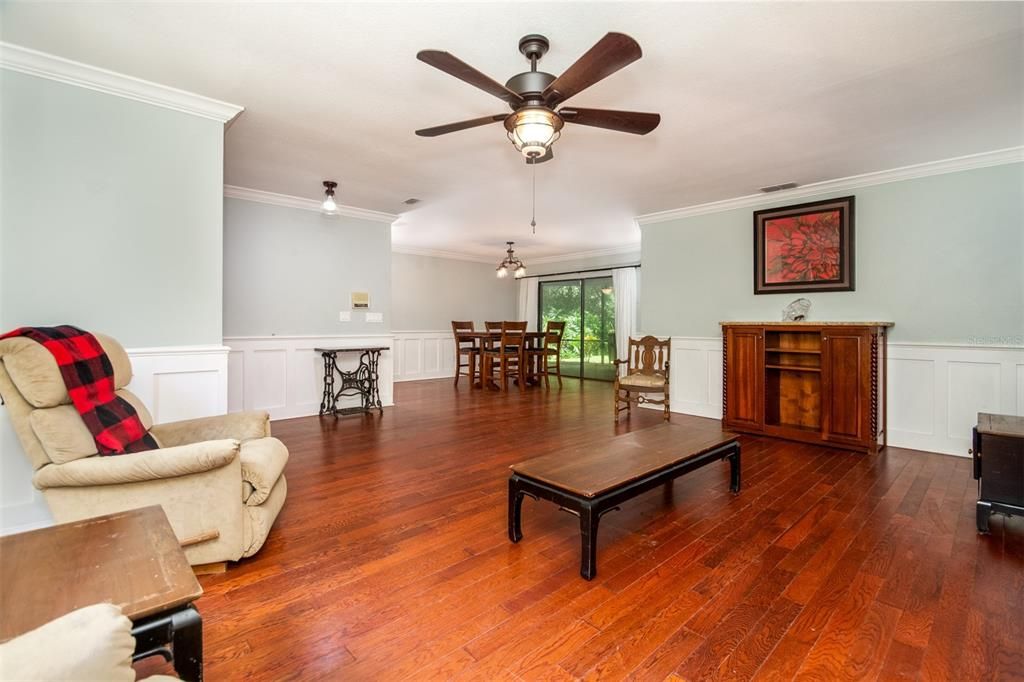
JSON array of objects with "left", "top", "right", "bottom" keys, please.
[{"left": 351, "top": 292, "right": 370, "bottom": 309}]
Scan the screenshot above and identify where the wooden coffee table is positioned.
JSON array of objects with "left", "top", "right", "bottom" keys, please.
[
  {"left": 0, "top": 506, "right": 204, "bottom": 681},
  {"left": 508, "top": 423, "right": 740, "bottom": 579}
]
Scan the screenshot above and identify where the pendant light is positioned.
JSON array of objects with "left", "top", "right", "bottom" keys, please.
[
  {"left": 321, "top": 181, "right": 338, "bottom": 215},
  {"left": 496, "top": 241, "right": 526, "bottom": 279}
]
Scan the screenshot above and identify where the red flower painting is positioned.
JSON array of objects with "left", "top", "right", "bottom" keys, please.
[
  {"left": 753, "top": 196, "right": 854, "bottom": 294},
  {"left": 764, "top": 210, "right": 841, "bottom": 283}
]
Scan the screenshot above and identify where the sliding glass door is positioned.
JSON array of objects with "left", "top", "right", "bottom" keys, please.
[{"left": 539, "top": 276, "right": 616, "bottom": 381}]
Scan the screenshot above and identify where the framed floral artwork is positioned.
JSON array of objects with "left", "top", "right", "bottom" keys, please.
[{"left": 753, "top": 196, "right": 855, "bottom": 294}]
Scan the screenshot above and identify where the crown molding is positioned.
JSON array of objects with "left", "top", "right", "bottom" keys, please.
[
  {"left": 636, "top": 146, "right": 1024, "bottom": 226},
  {"left": 529, "top": 243, "right": 642, "bottom": 265},
  {"left": 224, "top": 185, "right": 398, "bottom": 224},
  {"left": 0, "top": 42, "right": 243, "bottom": 124},
  {"left": 391, "top": 245, "right": 495, "bottom": 264}
]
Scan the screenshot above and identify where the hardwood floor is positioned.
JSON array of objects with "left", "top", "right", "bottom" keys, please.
[{"left": 136, "top": 378, "right": 1024, "bottom": 681}]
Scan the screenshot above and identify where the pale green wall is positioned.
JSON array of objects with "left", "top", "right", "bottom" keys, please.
[
  {"left": 640, "top": 163, "right": 1024, "bottom": 343},
  {"left": 391, "top": 252, "right": 516, "bottom": 330},
  {"left": 0, "top": 70, "right": 225, "bottom": 346},
  {"left": 223, "top": 197, "right": 392, "bottom": 336}
]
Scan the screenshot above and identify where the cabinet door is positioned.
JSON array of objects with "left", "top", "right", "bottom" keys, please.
[
  {"left": 822, "top": 328, "right": 871, "bottom": 446},
  {"left": 724, "top": 327, "right": 763, "bottom": 431}
]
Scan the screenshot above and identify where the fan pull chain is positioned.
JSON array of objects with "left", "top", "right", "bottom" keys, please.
[{"left": 531, "top": 160, "right": 537, "bottom": 234}]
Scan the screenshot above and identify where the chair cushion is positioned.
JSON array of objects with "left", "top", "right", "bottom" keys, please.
[
  {"left": 240, "top": 437, "right": 289, "bottom": 506},
  {"left": 29, "top": 390, "right": 156, "bottom": 464},
  {"left": 620, "top": 373, "right": 667, "bottom": 389},
  {"left": 0, "top": 603, "right": 135, "bottom": 682},
  {"left": 0, "top": 333, "right": 132, "bottom": 408}
]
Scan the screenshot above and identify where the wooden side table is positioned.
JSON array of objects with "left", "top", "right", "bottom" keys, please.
[
  {"left": 972, "top": 412, "right": 1024, "bottom": 533},
  {"left": 0, "top": 506, "right": 204, "bottom": 681}
]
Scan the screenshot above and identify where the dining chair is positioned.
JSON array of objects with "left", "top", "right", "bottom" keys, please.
[
  {"left": 482, "top": 321, "right": 527, "bottom": 391},
  {"left": 529, "top": 320, "right": 566, "bottom": 388},
  {"left": 451, "top": 321, "right": 478, "bottom": 387}
]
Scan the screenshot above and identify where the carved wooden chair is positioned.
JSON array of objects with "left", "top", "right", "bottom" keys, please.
[
  {"left": 613, "top": 335, "right": 671, "bottom": 421},
  {"left": 451, "top": 320, "right": 478, "bottom": 387}
]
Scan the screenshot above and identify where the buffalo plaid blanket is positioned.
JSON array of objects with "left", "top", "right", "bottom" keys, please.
[{"left": 1, "top": 325, "right": 159, "bottom": 455}]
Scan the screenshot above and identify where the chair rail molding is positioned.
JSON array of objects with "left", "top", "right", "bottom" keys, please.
[
  {"left": 392, "top": 331, "right": 457, "bottom": 383},
  {"left": 652, "top": 336, "right": 1024, "bottom": 457},
  {"left": 224, "top": 335, "right": 395, "bottom": 420},
  {"left": 0, "top": 344, "right": 230, "bottom": 536},
  {"left": 0, "top": 42, "right": 243, "bottom": 124}
]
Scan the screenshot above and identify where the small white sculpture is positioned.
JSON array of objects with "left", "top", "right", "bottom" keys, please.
[{"left": 782, "top": 298, "right": 811, "bottom": 322}]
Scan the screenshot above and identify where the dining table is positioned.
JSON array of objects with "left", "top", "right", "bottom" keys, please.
[{"left": 456, "top": 330, "right": 549, "bottom": 389}]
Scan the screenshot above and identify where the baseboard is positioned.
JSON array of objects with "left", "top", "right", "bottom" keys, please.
[
  {"left": 224, "top": 335, "right": 395, "bottom": 420},
  {"left": 660, "top": 336, "right": 1024, "bottom": 457}
]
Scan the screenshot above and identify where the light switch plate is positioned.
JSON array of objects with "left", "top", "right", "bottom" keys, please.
[
  {"left": 338, "top": 311, "right": 351, "bottom": 322},
  {"left": 365, "top": 312, "right": 383, "bottom": 323}
]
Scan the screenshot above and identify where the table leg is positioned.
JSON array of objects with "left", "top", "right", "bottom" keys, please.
[
  {"left": 169, "top": 606, "right": 203, "bottom": 682},
  {"left": 508, "top": 476, "right": 525, "bottom": 543},
  {"left": 976, "top": 500, "right": 991, "bottom": 534},
  {"left": 579, "top": 502, "right": 599, "bottom": 580},
  {"left": 729, "top": 444, "right": 742, "bottom": 494}
]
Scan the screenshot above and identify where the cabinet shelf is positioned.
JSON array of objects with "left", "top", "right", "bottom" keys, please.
[
  {"left": 765, "top": 364, "right": 821, "bottom": 373},
  {"left": 765, "top": 347, "right": 821, "bottom": 355}
]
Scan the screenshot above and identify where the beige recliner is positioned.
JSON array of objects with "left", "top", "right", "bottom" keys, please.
[{"left": 0, "top": 333, "right": 288, "bottom": 565}]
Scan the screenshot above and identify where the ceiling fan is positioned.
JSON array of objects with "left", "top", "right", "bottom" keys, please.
[{"left": 415, "top": 33, "right": 660, "bottom": 164}]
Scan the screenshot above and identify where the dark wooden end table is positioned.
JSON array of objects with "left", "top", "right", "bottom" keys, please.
[
  {"left": 0, "top": 506, "right": 204, "bottom": 681},
  {"left": 508, "top": 423, "right": 741, "bottom": 580}
]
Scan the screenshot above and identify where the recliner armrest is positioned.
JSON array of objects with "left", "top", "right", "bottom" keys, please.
[
  {"left": 0, "top": 603, "right": 135, "bottom": 682},
  {"left": 33, "top": 439, "right": 240, "bottom": 489},
  {"left": 150, "top": 410, "right": 270, "bottom": 447}
]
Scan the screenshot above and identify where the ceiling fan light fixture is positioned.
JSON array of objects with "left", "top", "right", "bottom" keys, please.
[
  {"left": 505, "top": 107, "right": 562, "bottom": 159},
  {"left": 321, "top": 181, "right": 338, "bottom": 215}
]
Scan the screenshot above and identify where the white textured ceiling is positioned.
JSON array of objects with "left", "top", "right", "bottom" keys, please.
[{"left": 3, "top": 2, "right": 1022, "bottom": 260}]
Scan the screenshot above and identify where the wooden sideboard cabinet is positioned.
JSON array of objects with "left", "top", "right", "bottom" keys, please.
[{"left": 721, "top": 322, "right": 892, "bottom": 453}]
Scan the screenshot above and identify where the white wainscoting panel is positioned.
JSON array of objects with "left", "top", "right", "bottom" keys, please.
[
  {"left": 393, "top": 331, "right": 457, "bottom": 382},
  {"left": 661, "top": 336, "right": 1024, "bottom": 457},
  {"left": 1, "top": 344, "right": 229, "bottom": 536},
  {"left": 224, "top": 335, "right": 394, "bottom": 420}
]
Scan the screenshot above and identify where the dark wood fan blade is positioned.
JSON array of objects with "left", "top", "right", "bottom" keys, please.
[
  {"left": 542, "top": 33, "right": 642, "bottom": 107},
  {"left": 558, "top": 107, "right": 660, "bottom": 135},
  {"left": 417, "top": 50, "right": 524, "bottom": 106},
  {"left": 415, "top": 114, "right": 506, "bottom": 137},
  {"left": 526, "top": 148, "right": 553, "bottom": 164}
]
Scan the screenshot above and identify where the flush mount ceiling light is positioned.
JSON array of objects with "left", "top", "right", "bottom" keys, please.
[
  {"left": 496, "top": 241, "right": 526, "bottom": 279},
  {"left": 321, "top": 181, "right": 338, "bottom": 215},
  {"left": 415, "top": 33, "right": 660, "bottom": 164}
]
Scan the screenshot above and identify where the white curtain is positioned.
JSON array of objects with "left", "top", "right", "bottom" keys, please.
[
  {"left": 612, "top": 267, "right": 638, "bottom": 363},
  {"left": 517, "top": 277, "right": 539, "bottom": 331}
]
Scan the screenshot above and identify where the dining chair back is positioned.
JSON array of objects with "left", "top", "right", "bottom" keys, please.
[
  {"left": 530, "top": 320, "right": 566, "bottom": 388},
  {"left": 483, "top": 321, "right": 528, "bottom": 392},
  {"left": 451, "top": 321, "right": 477, "bottom": 387}
]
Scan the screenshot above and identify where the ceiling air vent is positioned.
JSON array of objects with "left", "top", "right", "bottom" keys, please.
[
  {"left": 759, "top": 182, "right": 799, "bottom": 193},
  {"left": 403, "top": 198, "right": 421, "bottom": 205}
]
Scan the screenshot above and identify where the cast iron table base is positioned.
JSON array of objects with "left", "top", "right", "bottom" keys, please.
[
  {"left": 316, "top": 347, "right": 386, "bottom": 416},
  {"left": 509, "top": 440, "right": 741, "bottom": 580}
]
